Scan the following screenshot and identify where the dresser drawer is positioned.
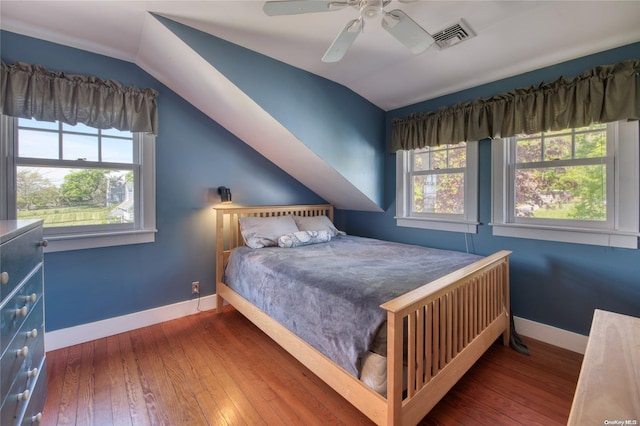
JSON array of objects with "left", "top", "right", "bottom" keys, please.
[
  {"left": 1, "top": 298, "right": 45, "bottom": 409},
  {"left": 20, "top": 358, "right": 46, "bottom": 425},
  {"left": 1, "top": 355, "right": 46, "bottom": 426},
  {"left": 0, "top": 226, "right": 43, "bottom": 301},
  {"left": 1, "top": 267, "right": 43, "bottom": 356}
]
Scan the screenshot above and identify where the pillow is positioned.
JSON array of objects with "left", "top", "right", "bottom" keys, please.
[
  {"left": 278, "top": 230, "right": 332, "bottom": 248},
  {"left": 292, "top": 215, "right": 345, "bottom": 237},
  {"left": 239, "top": 215, "right": 299, "bottom": 248}
]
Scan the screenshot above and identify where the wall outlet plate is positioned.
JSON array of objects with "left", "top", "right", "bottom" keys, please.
[{"left": 191, "top": 281, "right": 200, "bottom": 294}]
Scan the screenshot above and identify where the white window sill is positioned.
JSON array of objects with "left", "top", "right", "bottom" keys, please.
[
  {"left": 43, "top": 228, "right": 157, "bottom": 253},
  {"left": 491, "top": 223, "right": 638, "bottom": 249},
  {"left": 396, "top": 216, "right": 479, "bottom": 234}
]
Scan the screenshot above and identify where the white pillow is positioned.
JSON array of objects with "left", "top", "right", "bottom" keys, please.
[
  {"left": 239, "top": 215, "right": 299, "bottom": 248},
  {"left": 293, "top": 215, "right": 345, "bottom": 237},
  {"left": 278, "top": 230, "right": 332, "bottom": 248}
]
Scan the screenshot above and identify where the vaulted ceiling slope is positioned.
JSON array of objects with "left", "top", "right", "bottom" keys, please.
[{"left": 135, "top": 14, "right": 385, "bottom": 211}]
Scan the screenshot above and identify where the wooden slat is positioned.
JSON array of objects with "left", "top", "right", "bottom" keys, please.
[
  {"left": 416, "top": 307, "right": 425, "bottom": 391},
  {"left": 439, "top": 297, "right": 446, "bottom": 370},
  {"left": 424, "top": 303, "right": 433, "bottom": 384},
  {"left": 407, "top": 311, "right": 416, "bottom": 398}
]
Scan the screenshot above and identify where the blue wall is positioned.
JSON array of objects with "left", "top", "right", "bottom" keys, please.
[
  {"left": 342, "top": 42, "right": 640, "bottom": 335},
  {"left": 1, "top": 30, "right": 326, "bottom": 331},
  {"left": 157, "top": 16, "right": 386, "bottom": 208},
  {"left": 3, "top": 26, "right": 639, "bottom": 338}
]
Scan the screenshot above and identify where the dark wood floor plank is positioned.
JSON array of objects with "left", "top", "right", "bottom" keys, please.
[
  {"left": 162, "top": 316, "right": 258, "bottom": 426},
  {"left": 53, "top": 343, "right": 82, "bottom": 425},
  {"left": 147, "top": 319, "right": 211, "bottom": 425},
  {"left": 202, "top": 312, "right": 305, "bottom": 425},
  {"left": 214, "top": 311, "right": 344, "bottom": 426},
  {"left": 90, "top": 337, "right": 114, "bottom": 426},
  {"left": 117, "top": 331, "right": 153, "bottom": 425},
  {"left": 74, "top": 341, "right": 96, "bottom": 425},
  {"left": 128, "top": 326, "right": 176, "bottom": 425},
  {"left": 105, "top": 334, "right": 134, "bottom": 426},
  {"left": 41, "top": 346, "right": 68, "bottom": 426},
  {"left": 42, "top": 309, "right": 583, "bottom": 426}
]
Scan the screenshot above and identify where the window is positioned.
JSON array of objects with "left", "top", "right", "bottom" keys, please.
[
  {"left": 1, "top": 116, "right": 156, "bottom": 252},
  {"left": 491, "top": 120, "right": 639, "bottom": 248},
  {"left": 396, "top": 141, "right": 478, "bottom": 233}
]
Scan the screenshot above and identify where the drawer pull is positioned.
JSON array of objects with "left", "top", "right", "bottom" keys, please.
[
  {"left": 27, "top": 328, "right": 38, "bottom": 338},
  {"left": 26, "top": 293, "right": 38, "bottom": 303},
  {"left": 0, "top": 271, "right": 8, "bottom": 285},
  {"left": 38, "top": 240, "right": 49, "bottom": 247},
  {"left": 32, "top": 412, "right": 43, "bottom": 423},
  {"left": 18, "top": 389, "right": 30, "bottom": 401},
  {"left": 16, "top": 306, "right": 29, "bottom": 317},
  {"left": 28, "top": 367, "right": 39, "bottom": 378},
  {"left": 17, "top": 346, "right": 29, "bottom": 357}
]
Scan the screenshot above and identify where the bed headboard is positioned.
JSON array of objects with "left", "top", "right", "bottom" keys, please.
[{"left": 214, "top": 204, "right": 333, "bottom": 284}]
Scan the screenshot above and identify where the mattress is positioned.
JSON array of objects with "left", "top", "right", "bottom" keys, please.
[{"left": 222, "top": 235, "right": 481, "bottom": 379}]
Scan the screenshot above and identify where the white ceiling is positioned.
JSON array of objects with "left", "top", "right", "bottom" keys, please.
[{"left": 2, "top": 1, "right": 640, "bottom": 111}]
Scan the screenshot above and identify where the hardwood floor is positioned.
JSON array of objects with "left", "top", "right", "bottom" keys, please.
[{"left": 41, "top": 308, "right": 583, "bottom": 425}]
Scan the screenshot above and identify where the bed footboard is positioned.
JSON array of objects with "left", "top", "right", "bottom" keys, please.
[
  {"left": 214, "top": 205, "right": 511, "bottom": 426},
  {"left": 381, "top": 250, "right": 511, "bottom": 426}
]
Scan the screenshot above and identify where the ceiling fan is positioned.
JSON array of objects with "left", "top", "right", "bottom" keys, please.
[{"left": 263, "top": 0, "right": 435, "bottom": 63}]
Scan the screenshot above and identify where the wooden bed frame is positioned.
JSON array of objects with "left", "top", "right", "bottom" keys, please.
[{"left": 215, "top": 204, "right": 511, "bottom": 426}]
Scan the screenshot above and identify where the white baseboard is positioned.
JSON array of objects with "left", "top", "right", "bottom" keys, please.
[
  {"left": 514, "top": 316, "right": 588, "bottom": 354},
  {"left": 46, "top": 297, "right": 588, "bottom": 355},
  {"left": 45, "top": 295, "right": 217, "bottom": 351}
]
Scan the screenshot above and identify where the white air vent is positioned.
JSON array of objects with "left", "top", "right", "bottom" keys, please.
[{"left": 432, "top": 19, "right": 476, "bottom": 50}]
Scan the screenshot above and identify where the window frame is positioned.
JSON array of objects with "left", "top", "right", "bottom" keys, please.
[
  {"left": 396, "top": 141, "right": 479, "bottom": 233},
  {"left": 1, "top": 116, "right": 157, "bottom": 252},
  {"left": 491, "top": 120, "right": 639, "bottom": 249}
]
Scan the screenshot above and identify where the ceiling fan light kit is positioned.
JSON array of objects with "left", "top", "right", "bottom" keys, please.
[{"left": 263, "top": 0, "right": 439, "bottom": 62}]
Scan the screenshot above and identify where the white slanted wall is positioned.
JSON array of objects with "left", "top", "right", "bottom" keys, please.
[{"left": 136, "top": 13, "right": 385, "bottom": 212}]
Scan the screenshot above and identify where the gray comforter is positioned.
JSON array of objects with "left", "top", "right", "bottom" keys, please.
[{"left": 222, "top": 235, "right": 481, "bottom": 377}]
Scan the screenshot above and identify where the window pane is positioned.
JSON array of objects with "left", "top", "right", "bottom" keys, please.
[
  {"left": 18, "top": 130, "right": 59, "bottom": 159},
  {"left": 102, "top": 127, "right": 130, "bottom": 138},
  {"left": 448, "top": 145, "right": 466, "bottom": 168},
  {"left": 516, "top": 138, "right": 541, "bottom": 163},
  {"left": 514, "top": 165, "right": 606, "bottom": 221},
  {"left": 62, "top": 122, "right": 98, "bottom": 134},
  {"left": 16, "top": 166, "right": 134, "bottom": 227},
  {"left": 575, "top": 129, "right": 606, "bottom": 159},
  {"left": 62, "top": 133, "right": 99, "bottom": 161},
  {"left": 18, "top": 118, "right": 59, "bottom": 131},
  {"left": 544, "top": 135, "right": 572, "bottom": 161},
  {"left": 102, "top": 137, "right": 133, "bottom": 163},
  {"left": 413, "top": 150, "right": 429, "bottom": 171},
  {"left": 431, "top": 148, "right": 448, "bottom": 170},
  {"left": 413, "top": 173, "right": 464, "bottom": 214}
]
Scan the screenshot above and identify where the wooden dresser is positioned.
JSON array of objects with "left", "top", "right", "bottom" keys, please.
[
  {"left": 0, "top": 220, "right": 47, "bottom": 425},
  {"left": 568, "top": 309, "right": 640, "bottom": 425}
]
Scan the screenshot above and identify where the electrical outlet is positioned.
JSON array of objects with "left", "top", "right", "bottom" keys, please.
[{"left": 191, "top": 281, "right": 200, "bottom": 294}]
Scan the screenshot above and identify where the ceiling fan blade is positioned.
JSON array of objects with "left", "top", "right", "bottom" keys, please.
[
  {"left": 322, "top": 18, "right": 362, "bottom": 63},
  {"left": 263, "top": 0, "right": 347, "bottom": 16},
  {"left": 382, "top": 9, "right": 434, "bottom": 54}
]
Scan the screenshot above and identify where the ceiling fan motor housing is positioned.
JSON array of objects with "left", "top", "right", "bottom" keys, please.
[{"left": 360, "top": 0, "right": 383, "bottom": 19}]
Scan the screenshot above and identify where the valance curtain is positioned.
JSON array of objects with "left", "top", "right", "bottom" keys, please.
[
  {"left": 0, "top": 61, "right": 158, "bottom": 135},
  {"left": 391, "top": 59, "right": 640, "bottom": 151}
]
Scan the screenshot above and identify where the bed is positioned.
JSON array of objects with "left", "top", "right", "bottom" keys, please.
[{"left": 215, "top": 204, "right": 511, "bottom": 425}]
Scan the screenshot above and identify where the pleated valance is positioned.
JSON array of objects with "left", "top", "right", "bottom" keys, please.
[
  {"left": 391, "top": 59, "right": 640, "bottom": 151},
  {"left": 1, "top": 61, "right": 158, "bottom": 135}
]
